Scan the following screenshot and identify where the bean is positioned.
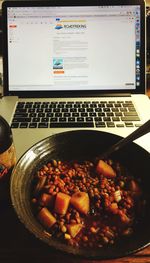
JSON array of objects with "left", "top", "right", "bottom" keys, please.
[
  {"left": 52, "top": 159, "right": 58, "bottom": 167},
  {"left": 61, "top": 225, "right": 67, "bottom": 233},
  {"left": 31, "top": 198, "right": 37, "bottom": 204},
  {"left": 83, "top": 236, "right": 88, "bottom": 242},
  {"left": 90, "top": 227, "right": 97, "bottom": 234},
  {"left": 64, "top": 233, "right": 71, "bottom": 240},
  {"left": 66, "top": 213, "right": 71, "bottom": 221},
  {"left": 102, "top": 236, "right": 109, "bottom": 244},
  {"left": 43, "top": 165, "right": 49, "bottom": 171}
]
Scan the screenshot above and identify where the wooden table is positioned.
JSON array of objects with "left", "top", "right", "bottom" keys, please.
[{"left": 0, "top": 188, "right": 149, "bottom": 263}]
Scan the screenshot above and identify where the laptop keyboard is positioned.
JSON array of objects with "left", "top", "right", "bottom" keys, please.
[{"left": 11, "top": 100, "right": 141, "bottom": 129}]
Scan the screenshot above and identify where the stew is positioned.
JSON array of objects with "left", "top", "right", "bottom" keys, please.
[{"left": 31, "top": 158, "right": 145, "bottom": 248}]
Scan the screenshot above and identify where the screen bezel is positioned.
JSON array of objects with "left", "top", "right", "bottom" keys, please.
[{"left": 2, "top": 0, "right": 146, "bottom": 97}]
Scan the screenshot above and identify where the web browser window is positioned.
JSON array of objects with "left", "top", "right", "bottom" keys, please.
[{"left": 7, "top": 5, "right": 141, "bottom": 91}]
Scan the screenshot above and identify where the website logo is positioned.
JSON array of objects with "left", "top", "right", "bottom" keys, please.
[
  {"left": 55, "top": 23, "right": 63, "bottom": 30},
  {"left": 55, "top": 18, "right": 63, "bottom": 30},
  {"left": 55, "top": 18, "right": 87, "bottom": 30}
]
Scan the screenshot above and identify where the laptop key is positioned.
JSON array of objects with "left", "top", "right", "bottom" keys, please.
[
  {"left": 86, "top": 117, "right": 93, "bottom": 122},
  {"left": 37, "top": 109, "right": 44, "bottom": 113},
  {"left": 125, "top": 122, "right": 134, "bottom": 127},
  {"left": 135, "top": 123, "right": 141, "bottom": 127},
  {"left": 38, "top": 113, "right": 45, "bottom": 117},
  {"left": 68, "top": 117, "right": 75, "bottom": 122},
  {"left": 38, "top": 123, "right": 48, "bottom": 128},
  {"left": 95, "top": 121, "right": 106, "bottom": 127},
  {"left": 25, "top": 104, "right": 32, "bottom": 108},
  {"left": 50, "top": 122, "right": 94, "bottom": 128},
  {"left": 98, "top": 112, "right": 105, "bottom": 117},
  {"left": 29, "top": 123, "right": 37, "bottom": 128},
  {"left": 94, "top": 117, "right": 102, "bottom": 122},
  {"left": 87, "top": 108, "right": 94, "bottom": 112},
  {"left": 33, "top": 104, "right": 40, "bottom": 108},
  {"left": 81, "top": 112, "right": 88, "bottom": 117},
  {"left": 33, "top": 117, "right": 40, "bottom": 122},
  {"left": 112, "top": 117, "right": 120, "bottom": 121},
  {"left": 72, "top": 113, "right": 79, "bottom": 117},
  {"left": 115, "top": 112, "right": 122, "bottom": 116},
  {"left": 112, "top": 108, "right": 119, "bottom": 112},
  {"left": 55, "top": 113, "right": 62, "bottom": 117},
  {"left": 50, "top": 117, "right": 58, "bottom": 122},
  {"left": 120, "top": 108, "right": 127, "bottom": 112},
  {"left": 59, "top": 117, "right": 67, "bottom": 122},
  {"left": 107, "top": 112, "right": 114, "bottom": 117},
  {"left": 16, "top": 103, "right": 25, "bottom": 108},
  {"left": 14, "top": 113, "right": 28, "bottom": 118},
  {"left": 103, "top": 108, "right": 111, "bottom": 112},
  {"left": 64, "top": 113, "right": 71, "bottom": 117},
  {"left": 124, "top": 112, "right": 138, "bottom": 116},
  {"left": 20, "top": 122, "right": 28, "bottom": 128},
  {"left": 128, "top": 107, "right": 136, "bottom": 112},
  {"left": 41, "top": 117, "right": 49, "bottom": 122},
  {"left": 16, "top": 109, "right": 27, "bottom": 113},
  {"left": 106, "top": 122, "right": 115, "bottom": 127},
  {"left": 41, "top": 104, "right": 48, "bottom": 108},
  {"left": 26, "top": 102, "right": 32, "bottom": 104},
  {"left": 34, "top": 102, "right": 41, "bottom": 104},
  {"left": 62, "top": 109, "right": 69, "bottom": 113},
  {"left": 46, "top": 113, "right": 54, "bottom": 117},
  {"left": 53, "top": 108, "right": 61, "bottom": 113},
  {"left": 106, "top": 103, "right": 113, "bottom": 107},
  {"left": 89, "top": 112, "right": 96, "bottom": 117},
  {"left": 114, "top": 103, "right": 121, "bottom": 107},
  {"left": 95, "top": 108, "right": 102, "bottom": 112},
  {"left": 29, "top": 113, "right": 36, "bottom": 118},
  {"left": 116, "top": 124, "right": 124, "bottom": 127},
  {"left": 103, "top": 117, "right": 111, "bottom": 122},
  {"left": 78, "top": 108, "right": 85, "bottom": 112},
  {"left": 11, "top": 123, "right": 19, "bottom": 128},
  {"left": 45, "top": 109, "right": 52, "bottom": 112},
  {"left": 28, "top": 109, "right": 36, "bottom": 113},
  {"left": 121, "top": 116, "right": 140, "bottom": 121},
  {"left": 70, "top": 108, "right": 77, "bottom": 112},
  {"left": 77, "top": 117, "right": 84, "bottom": 122},
  {"left": 13, "top": 117, "right": 31, "bottom": 122}
]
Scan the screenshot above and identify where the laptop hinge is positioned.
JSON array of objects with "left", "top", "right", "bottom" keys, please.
[
  {"left": 13, "top": 92, "right": 132, "bottom": 98},
  {"left": 98, "top": 93, "right": 131, "bottom": 97}
]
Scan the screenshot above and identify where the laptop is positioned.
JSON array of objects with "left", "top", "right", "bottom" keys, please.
[{"left": 0, "top": 0, "right": 150, "bottom": 159}]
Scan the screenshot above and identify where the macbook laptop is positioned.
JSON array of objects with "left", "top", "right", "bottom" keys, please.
[{"left": 0, "top": 0, "right": 150, "bottom": 159}]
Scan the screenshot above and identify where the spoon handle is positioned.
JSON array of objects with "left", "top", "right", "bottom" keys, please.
[{"left": 100, "top": 119, "right": 150, "bottom": 159}]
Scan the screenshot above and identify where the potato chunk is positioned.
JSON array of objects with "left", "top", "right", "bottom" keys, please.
[
  {"left": 54, "top": 192, "right": 71, "bottom": 215},
  {"left": 39, "top": 193, "right": 54, "bottom": 207},
  {"left": 96, "top": 160, "right": 116, "bottom": 178},
  {"left": 70, "top": 191, "right": 90, "bottom": 214},
  {"left": 67, "top": 223, "right": 83, "bottom": 238},
  {"left": 37, "top": 207, "right": 56, "bottom": 228}
]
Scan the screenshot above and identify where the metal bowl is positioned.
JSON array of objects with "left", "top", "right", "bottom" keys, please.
[{"left": 10, "top": 130, "right": 150, "bottom": 260}]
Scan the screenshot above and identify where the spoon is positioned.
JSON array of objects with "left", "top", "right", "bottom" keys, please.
[{"left": 98, "top": 119, "right": 150, "bottom": 160}]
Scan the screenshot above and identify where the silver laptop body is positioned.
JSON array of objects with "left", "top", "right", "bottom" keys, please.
[{"left": 0, "top": 0, "right": 150, "bottom": 159}]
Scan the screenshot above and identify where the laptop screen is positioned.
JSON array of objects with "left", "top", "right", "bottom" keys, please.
[{"left": 3, "top": 1, "right": 145, "bottom": 95}]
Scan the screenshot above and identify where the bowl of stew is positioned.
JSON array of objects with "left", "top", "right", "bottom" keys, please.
[{"left": 10, "top": 130, "right": 150, "bottom": 259}]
